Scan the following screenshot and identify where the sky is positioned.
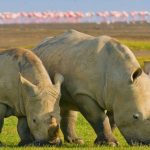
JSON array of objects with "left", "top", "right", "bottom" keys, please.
[{"left": 0, "top": 0, "right": 149, "bottom": 12}]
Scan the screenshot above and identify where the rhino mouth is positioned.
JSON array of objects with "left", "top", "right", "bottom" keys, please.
[{"left": 126, "top": 138, "right": 150, "bottom": 146}]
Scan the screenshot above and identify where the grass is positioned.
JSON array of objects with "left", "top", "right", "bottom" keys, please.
[
  {"left": 120, "top": 39, "right": 150, "bottom": 51},
  {"left": 137, "top": 57, "right": 150, "bottom": 67},
  {"left": 0, "top": 115, "right": 126, "bottom": 149},
  {"left": 0, "top": 114, "right": 150, "bottom": 150}
]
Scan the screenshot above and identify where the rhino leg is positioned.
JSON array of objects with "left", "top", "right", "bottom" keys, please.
[
  {"left": 17, "top": 117, "right": 34, "bottom": 146},
  {"left": 106, "top": 111, "right": 116, "bottom": 132},
  {"left": 0, "top": 103, "right": 7, "bottom": 146},
  {"left": 74, "top": 94, "right": 118, "bottom": 146},
  {"left": 60, "top": 109, "right": 84, "bottom": 144}
]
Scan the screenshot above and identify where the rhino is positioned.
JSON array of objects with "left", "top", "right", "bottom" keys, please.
[
  {"left": 0, "top": 48, "right": 64, "bottom": 146},
  {"left": 33, "top": 30, "right": 150, "bottom": 146}
]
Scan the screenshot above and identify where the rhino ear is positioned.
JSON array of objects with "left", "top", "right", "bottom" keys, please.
[
  {"left": 143, "top": 61, "right": 150, "bottom": 75},
  {"left": 54, "top": 73, "right": 64, "bottom": 91},
  {"left": 131, "top": 68, "right": 142, "bottom": 83},
  {"left": 20, "top": 75, "right": 38, "bottom": 97}
]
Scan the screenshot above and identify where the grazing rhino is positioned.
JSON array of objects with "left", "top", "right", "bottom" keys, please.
[
  {"left": 33, "top": 30, "right": 150, "bottom": 146},
  {"left": 0, "top": 48, "right": 64, "bottom": 146}
]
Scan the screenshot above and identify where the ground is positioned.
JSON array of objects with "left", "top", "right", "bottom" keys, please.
[{"left": 0, "top": 23, "right": 150, "bottom": 149}]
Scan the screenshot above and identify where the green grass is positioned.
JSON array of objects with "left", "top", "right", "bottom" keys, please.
[
  {"left": 1, "top": 114, "right": 150, "bottom": 150},
  {"left": 120, "top": 39, "right": 150, "bottom": 51},
  {"left": 0, "top": 114, "right": 128, "bottom": 149},
  {"left": 138, "top": 57, "right": 150, "bottom": 67}
]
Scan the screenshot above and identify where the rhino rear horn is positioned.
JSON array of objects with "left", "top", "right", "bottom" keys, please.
[
  {"left": 143, "top": 61, "right": 150, "bottom": 75},
  {"left": 20, "top": 75, "right": 38, "bottom": 97},
  {"left": 54, "top": 73, "right": 64, "bottom": 91}
]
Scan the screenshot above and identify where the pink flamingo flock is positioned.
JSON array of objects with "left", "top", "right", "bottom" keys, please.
[{"left": 0, "top": 11, "right": 150, "bottom": 24}]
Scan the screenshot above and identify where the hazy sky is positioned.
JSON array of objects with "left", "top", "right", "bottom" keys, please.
[{"left": 0, "top": 0, "right": 149, "bottom": 12}]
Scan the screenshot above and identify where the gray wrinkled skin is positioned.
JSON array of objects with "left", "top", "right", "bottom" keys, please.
[
  {"left": 0, "top": 48, "right": 63, "bottom": 146},
  {"left": 33, "top": 30, "right": 150, "bottom": 146}
]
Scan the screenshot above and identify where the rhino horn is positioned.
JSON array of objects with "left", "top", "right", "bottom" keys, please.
[
  {"left": 54, "top": 73, "right": 64, "bottom": 91},
  {"left": 49, "top": 116, "right": 60, "bottom": 139},
  {"left": 20, "top": 74, "right": 38, "bottom": 97},
  {"left": 143, "top": 61, "right": 150, "bottom": 75}
]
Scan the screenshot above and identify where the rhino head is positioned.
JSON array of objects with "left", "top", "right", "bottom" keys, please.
[
  {"left": 20, "top": 73, "right": 64, "bottom": 146},
  {"left": 111, "top": 53, "right": 150, "bottom": 145}
]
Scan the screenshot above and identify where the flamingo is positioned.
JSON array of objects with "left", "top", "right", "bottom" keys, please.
[{"left": 0, "top": 11, "right": 149, "bottom": 24}]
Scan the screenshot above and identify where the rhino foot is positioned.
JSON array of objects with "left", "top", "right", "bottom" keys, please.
[
  {"left": 94, "top": 137, "right": 119, "bottom": 147},
  {"left": 65, "top": 136, "right": 84, "bottom": 145}
]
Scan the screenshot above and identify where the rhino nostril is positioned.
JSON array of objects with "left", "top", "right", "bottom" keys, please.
[{"left": 133, "top": 114, "right": 139, "bottom": 120}]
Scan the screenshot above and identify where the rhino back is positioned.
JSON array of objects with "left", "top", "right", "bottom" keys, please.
[{"left": 33, "top": 30, "right": 140, "bottom": 110}]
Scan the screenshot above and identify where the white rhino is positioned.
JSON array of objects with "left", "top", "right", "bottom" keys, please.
[
  {"left": 0, "top": 48, "right": 64, "bottom": 146},
  {"left": 33, "top": 30, "right": 150, "bottom": 146}
]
